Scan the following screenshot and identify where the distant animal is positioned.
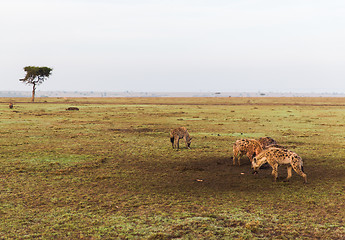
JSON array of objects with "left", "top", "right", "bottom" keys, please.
[
  {"left": 257, "top": 137, "right": 277, "bottom": 148},
  {"left": 170, "top": 127, "right": 192, "bottom": 149},
  {"left": 232, "top": 139, "right": 263, "bottom": 165},
  {"left": 66, "top": 107, "right": 79, "bottom": 111},
  {"left": 251, "top": 147, "right": 307, "bottom": 183},
  {"left": 9, "top": 103, "right": 13, "bottom": 109}
]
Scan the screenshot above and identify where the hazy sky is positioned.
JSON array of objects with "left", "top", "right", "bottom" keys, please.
[{"left": 1, "top": 0, "right": 345, "bottom": 92}]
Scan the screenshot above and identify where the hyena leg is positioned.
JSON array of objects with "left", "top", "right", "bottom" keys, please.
[
  {"left": 284, "top": 166, "right": 292, "bottom": 182},
  {"left": 233, "top": 148, "right": 238, "bottom": 165},
  {"left": 174, "top": 137, "right": 179, "bottom": 149},
  {"left": 292, "top": 163, "right": 308, "bottom": 183},
  {"left": 271, "top": 164, "right": 278, "bottom": 182},
  {"left": 183, "top": 136, "right": 189, "bottom": 149},
  {"left": 232, "top": 154, "right": 236, "bottom": 165},
  {"left": 171, "top": 137, "right": 175, "bottom": 149},
  {"left": 236, "top": 151, "right": 243, "bottom": 166},
  {"left": 246, "top": 150, "right": 254, "bottom": 164}
]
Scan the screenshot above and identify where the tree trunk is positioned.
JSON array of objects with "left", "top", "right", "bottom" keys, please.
[{"left": 31, "top": 83, "right": 36, "bottom": 102}]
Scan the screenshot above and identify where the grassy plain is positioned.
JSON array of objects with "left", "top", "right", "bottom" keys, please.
[{"left": 0, "top": 97, "right": 344, "bottom": 239}]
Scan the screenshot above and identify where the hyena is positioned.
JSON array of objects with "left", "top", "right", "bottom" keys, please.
[
  {"left": 232, "top": 139, "right": 263, "bottom": 165},
  {"left": 257, "top": 137, "right": 277, "bottom": 148},
  {"left": 170, "top": 127, "right": 192, "bottom": 149},
  {"left": 251, "top": 147, "right": 307, "bottom": 183}
]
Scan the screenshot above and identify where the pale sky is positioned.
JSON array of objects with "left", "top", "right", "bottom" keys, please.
[{"left": 1, "top": 0, "right": 345, "bottom": 93}]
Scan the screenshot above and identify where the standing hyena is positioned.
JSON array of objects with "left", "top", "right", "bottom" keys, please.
[
  {"left": 257, "top": 137, "right": 277, "bottom": 148},
  {"left": 170, "top": 127, "right": 192, "bottom": 149},
  {"left": 251, "top": 147, "right": 307, "bottom": 183},
  {"left": 232, "top": 139, "right": 263, "bottom": 165}
]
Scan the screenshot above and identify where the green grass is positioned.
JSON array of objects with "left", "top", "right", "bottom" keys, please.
[{"left": 0, "top": 97, "right": 344, "bottom": 239}]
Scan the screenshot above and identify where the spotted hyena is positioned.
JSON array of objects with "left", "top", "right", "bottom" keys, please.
[
  {"left": 257, "top": 137, "right": 277, "bottom": 148},
  {"left": 251, "top": 147, "right": 307, "bottom": 183},
  {"left": 170, "top": 127, "right": 192, "bottom": 149},
  {"left": 232, "top": 139, "right": 263, "bottom": 165}
]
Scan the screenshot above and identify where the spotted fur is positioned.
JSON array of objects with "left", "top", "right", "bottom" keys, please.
[
  {"left": 232, "top": 139, "right": 263, "bottom": 165},
  {"left": 257, "top": 137, "right": 277, "bottom": 148},
  {"left": 170, "top": 127, "right": 192, "bottom": 149},
  {"left": 252, "top": 147, "right": 307, "bottom": 183}
]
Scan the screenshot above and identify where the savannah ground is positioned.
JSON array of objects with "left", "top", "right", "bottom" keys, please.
[{"left": 0, "top": 97, "right": 344, "bottom": 239}]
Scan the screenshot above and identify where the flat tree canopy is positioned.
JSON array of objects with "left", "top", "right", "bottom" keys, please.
[{"left": 20, "top": 66, "right": 53, "bottom": 102}]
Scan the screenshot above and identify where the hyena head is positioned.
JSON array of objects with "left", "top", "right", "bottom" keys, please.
[
  {"left": 186, "top": 136, "right": 192, "bottom": 148},
  {"left": 251, "top": 156, "right": 266, "bottom": 174},
  {"left": 251, "top": 157, "right": 258, "bottom": 173}
]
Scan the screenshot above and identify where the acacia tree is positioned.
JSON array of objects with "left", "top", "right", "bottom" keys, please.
[{"left": 20, "top": 66, "right": 53, "bottom": 102}]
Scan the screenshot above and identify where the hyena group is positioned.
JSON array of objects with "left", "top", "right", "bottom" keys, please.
[
  {"left": 169, "top": 128, "right": 307, "bottom": 183},
  {"left": 233, "top": 137, "right": 307, "bottom": 183}
]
